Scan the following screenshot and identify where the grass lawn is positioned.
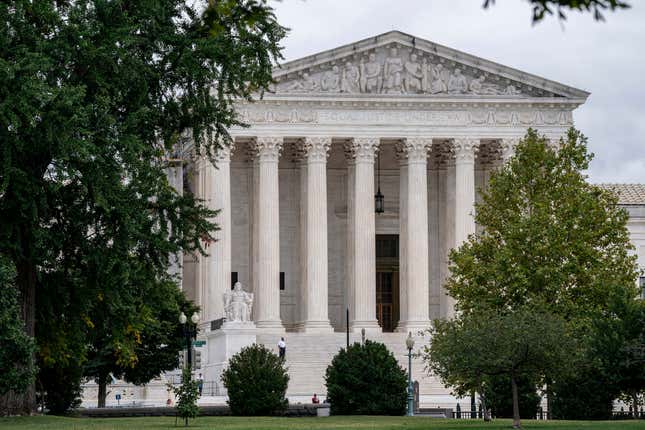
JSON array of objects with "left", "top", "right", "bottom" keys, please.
[{"left": 1, "top": 416, "right": 644, "bottom": 430}]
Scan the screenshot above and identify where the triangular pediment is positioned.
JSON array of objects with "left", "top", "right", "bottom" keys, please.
[{"left": 271, "top": 31, "right": 588, "bottom": 100}]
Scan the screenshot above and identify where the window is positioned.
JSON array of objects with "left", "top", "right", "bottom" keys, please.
[
  {"left": 231, "top": 272, "right": 238, "bottom": 289},
  {"left": 640, "top": 276, "right": 645, "bottom": 300},
  {"left": 280, "top": 272, "right": 285, "bottom": 290},
  {"left": 376, "top": 235, "right": 399, "bottom": 258}
]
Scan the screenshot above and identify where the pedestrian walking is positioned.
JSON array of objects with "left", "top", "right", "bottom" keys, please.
[{"left": 278, "top": 337, "right": 286, "bottom": 359}]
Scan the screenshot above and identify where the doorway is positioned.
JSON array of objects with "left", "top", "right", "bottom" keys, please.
[{"left": 375, "top": 235, "right": 399, "bottom": 332}]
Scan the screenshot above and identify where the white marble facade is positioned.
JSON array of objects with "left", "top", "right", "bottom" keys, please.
[
  {"left": 171, "top": 32, "right": 645, "bottom": 406},
  {"left": 182, "top": 31, "right": 588, "bottom": 331}
]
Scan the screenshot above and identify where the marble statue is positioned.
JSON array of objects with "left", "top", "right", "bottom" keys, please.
[
  {"left": 223, "top": 282, "right": 254, "bottom": 322},
  {"left": 504, "top": 84, "right": 522, "bottom": 95},
  {"left": 448, "top": 68, "right": 468, "bottom": 94},
  {"left": 382, "top": 47, "right": 404, "bottom": 93},
  {"left": 469, "top": 75, "right": 500, "bottom": 95},
  {"left": 321, "top": 66, "right": 340, "bottom": 92},
  {"left": 360, "top": 52, "right": 382, "bottom": 93},
  {"left": 403, "top": 53, "right": 423, "bottom": 94},
  {"left": 430, "top": 63, "right": 448, "bottom": 94},
  {"left": 288, "top": 72, "right": 318, "bottom": 92},
  {"left": 341, "top": 61, "right": 360, "bottom": 93}
]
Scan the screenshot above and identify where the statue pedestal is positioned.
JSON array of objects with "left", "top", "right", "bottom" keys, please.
[{"left": 203, "top": 322, "right": 257, "bottom": 391}]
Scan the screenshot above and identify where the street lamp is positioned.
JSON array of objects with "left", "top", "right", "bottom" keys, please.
[
  {"left": 406, "top": 332, "right": 415, "bottom": 417},
  {"left": 179, "top": 312, "right": 200, "bottom": 372}
]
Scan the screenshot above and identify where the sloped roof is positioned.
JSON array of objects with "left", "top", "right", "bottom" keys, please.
[{"left": 597, "top": 184, "right": 645, "bottom": 205}]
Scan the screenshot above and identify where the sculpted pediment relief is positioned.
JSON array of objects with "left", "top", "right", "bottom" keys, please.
[{"left": 271, "top": 32, "right": 589, "bottom": 100}]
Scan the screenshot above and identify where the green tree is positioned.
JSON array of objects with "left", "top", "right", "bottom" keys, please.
[
  {"left": 0, "top": 0, "right": 286, "bottom": 413},
  {"left": 483, "top": 375, "right": 541, "bottom": 420},
  {"left": 424, "top": 308, "right": 575, "bottom": 428},
  {"left": 447, "top": 128, "right": 639, "bottom": 324},
  {"left": 483, "top": 0, "right": 630, "bottom": 22},
  {"left": 325, "top": 340, "right": 407, "bottom": 416},
  {"left": 174, "top": 366, "right": 200, "bottom": 426},
  {"left": 0, "top": 256, "right": 36, "bottom": 414},
  {"left": 222, "top": 344, "right": 289, "bottom": 416}
]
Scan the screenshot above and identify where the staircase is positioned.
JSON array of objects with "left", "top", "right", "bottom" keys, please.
[{"left": 256, "top": 331, "right": 444, "bottom": 403}]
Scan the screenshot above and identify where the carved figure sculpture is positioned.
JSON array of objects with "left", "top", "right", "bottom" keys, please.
[
  {"left": 504, "top": 84, "right": 522, "bottom": 96},
  {"left": 360, "top": 53, "right": 381, "bottom": 93},
  {"left": 321, "top": 66, "right": 340, "bottom": 92},
  {"left": 403, "top": 53, "right": 423, "bottom": 93},
  {"left": 448, "top": 68, "right": 468, "bottom": 94},
  {"left": 223, "top": 282, "right": 254, "bottom": 322},
  {"left": 382, "top": 47, "right": 404, "bottom": 93},
  {"left": 421, "top": 58, "right": 430, "bottom": 92},
  {"left": 469, "top": 75, "right": 500, "bottom": 95},
  {"left": 288, "top": 72, "right": 318, "bottom": 92},
  {"left": 341, "top": 61, "right": 360, "bottom": 93},
  {"left": 430, "top": 63, "right": 448, "bottom": 94}
]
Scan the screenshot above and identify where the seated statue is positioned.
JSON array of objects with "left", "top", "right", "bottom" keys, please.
[{"left": 223, "top": 282, "right": 254, "bottom": 322}]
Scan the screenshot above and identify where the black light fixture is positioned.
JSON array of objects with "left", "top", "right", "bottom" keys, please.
[{"left": 375, "top": 151, "right": 384, "bottom": 214}]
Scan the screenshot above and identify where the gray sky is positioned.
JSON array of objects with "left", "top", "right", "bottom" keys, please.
[{"left": 271, "top": 0, "right": 645, "bottom": 184}]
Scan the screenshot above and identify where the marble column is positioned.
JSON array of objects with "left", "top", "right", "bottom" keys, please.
[
  {"left": 299, "top": 137, "right": 333, "bottom": 333},
  {"left": 345, "top": 137, "right": 381, "bottom": 333},
  {"left": 396, "top": 138, "right": 431, "bottom": 332},
  {"left": 165, "top": 158, "right": 184, "bottom": 284},
  {"left": 253, "top": 136, "right": 284, "bottom": 330},
  {"left": 449, "top": 138, "right": 479, "bottom": 318},
  {"left": 207, "top": 144, "right": 234, "bottom": 322}
]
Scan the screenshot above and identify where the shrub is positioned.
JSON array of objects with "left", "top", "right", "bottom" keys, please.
[
  {"left": 222, "top": 344, "right": 289, "bottom": 416},
  {"left": 325, "top": 340, "right": 407, "bottom": 415},
  {"left": 174, "top": 366, "right": 200, "bottom": 425},
  {"left": 483, "top": 374, "right": 540, "bottom": 419}
]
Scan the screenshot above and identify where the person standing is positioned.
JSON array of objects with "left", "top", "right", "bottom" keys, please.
[{"left": 278, "top": 337, "right": 286, "bottom": 360}]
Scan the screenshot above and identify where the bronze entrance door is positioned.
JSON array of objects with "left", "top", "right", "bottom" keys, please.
[{"left": 375, "top": 235, "right": 400, "bottom": 332}]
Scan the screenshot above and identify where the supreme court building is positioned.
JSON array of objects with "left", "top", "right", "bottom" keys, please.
[{"left": 84, "top": 31, "right": 645, "bottom": 408}]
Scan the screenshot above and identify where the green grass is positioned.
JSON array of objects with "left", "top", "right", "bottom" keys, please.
[{"left": 1, "top": 416, "right": 644, "bottom": 430}]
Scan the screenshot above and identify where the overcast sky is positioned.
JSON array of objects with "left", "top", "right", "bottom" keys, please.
[{"left": 271, "top": 0, "right": 645, "bottom": 184}]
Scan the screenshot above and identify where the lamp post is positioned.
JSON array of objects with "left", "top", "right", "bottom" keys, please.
[
  {"left": 179, "top": 311, "right": 200, "bottom": 373},
  {"left": 406, "top": 332, "right": 415, "bottom": 417}
]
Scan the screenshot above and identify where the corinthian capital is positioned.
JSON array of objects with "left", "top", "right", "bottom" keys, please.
[
  {"left": 303, "top": 137, "right": 331, "bottom": 163},
  {"left": 343, "top": 137, "right": 380, "bottom": 163},
  {"left": 452, "top": 138, "right": 480, "bottom": 163},
  {"left": 253, "top": 136, "right": 283, "bottom": 162},
  {"left": 396, "top": 138, "right": 432, "bottom": 163},
  {"left": 500, "top": 138, "right": 520, "bottom": 162}
]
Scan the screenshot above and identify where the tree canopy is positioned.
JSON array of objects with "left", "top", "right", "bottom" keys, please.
[
  {"left": 483, "top": 0, "right": 630, "bottom": 22},
  {"left": 0, "top": 0, "right": 286, "bottom": 413}
]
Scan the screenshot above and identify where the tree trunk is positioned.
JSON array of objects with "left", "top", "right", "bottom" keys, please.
[
  {"left": 632, "top": 392, "right": 639, "bottom": 419},
  {"left": 511, "top": 374, "right": 521, "bottom": 428},
  {"left": 2, "top": 239, "right": 39, "bottom": 415},
  {"left": 98, "top": 374, "right": 108, "bottom": 408},
  {"left": 480, "top": 392, "right": 491, "bottom": 421}
]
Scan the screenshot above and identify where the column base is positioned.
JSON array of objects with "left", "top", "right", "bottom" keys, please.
[
  {"left": 349, "top": 320, "right": 381, "bottom": 334},
  {"left": 255, "top": 320, "right": 285, "bottom": 333},
  {"left": 297, "top": 320, "right": 334, "bottom": 334},
  {"left": 395, "top": 321, "right": 431, "bottom": 335}
]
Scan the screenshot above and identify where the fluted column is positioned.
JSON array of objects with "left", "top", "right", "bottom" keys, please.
[
  {"left": 449, "top": 138, "right": 480, "bottom": 318},
  {"left": 299, "top": 137, "right": 333, "bottom": 333},
  {"left": 396, "top": 138, "right": 431, "bottom": 332},
  {"left": 166, "top": 158, "right": 184, "bottom": 283},
  {"left": 344, "top": 137, "right": 381, "bottom": 333},
  {"left": 207, "top": 144, "right": 234, "bottom": 322},
  {"left": 253, "top": 136, "right": 284, "bottom": 330}
]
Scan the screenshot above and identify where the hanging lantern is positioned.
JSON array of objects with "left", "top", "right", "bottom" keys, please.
[{"left": 375, "top": 152, "right": 384, "bottom": 214}]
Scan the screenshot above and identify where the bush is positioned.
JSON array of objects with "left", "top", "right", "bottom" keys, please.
[
  {"left": 174, "top": 366, "right": 200, "bottom": 424},
  {"left": 550, "top": 367, "right": 615, "bottom": 420},
  {"left": 325, "top": 340, "right": 407, "bottom": 415},
  {"left": 222, "top": 344, "right": 289, "bottom": 416},
  {"left": 39, "top": 363, "right": 82, "bottom": 415}
]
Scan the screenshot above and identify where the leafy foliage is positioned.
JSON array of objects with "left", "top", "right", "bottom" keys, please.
[
  {"left": 174, "top": 366, "right": 200, "bottom": 425},
  {"left": 550, "top": 365, "right": 615, "bottom": 420},
  {"left": 0, "top": 0, "right": 286, "bottom": 413},
  {"left": 222, "top": 344, "right": 289, "bottom": 416},
  {"left": 483, "top": 0, "right": 630, "bottom": 22},
  {"left": 38, "top": 363, "right": 83, "bottom": 416},
  {"left": 424, "top": 308, "right": 575, "bottom": 427},
  {"left": 325, "top": 340, "right": 407, "bottom": 416},
  {"left": 0, "top": 256, "right": 36, "bottom": 408},
  {"left": 447, "top": 128, "right": 639, "bottom": 324}
]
